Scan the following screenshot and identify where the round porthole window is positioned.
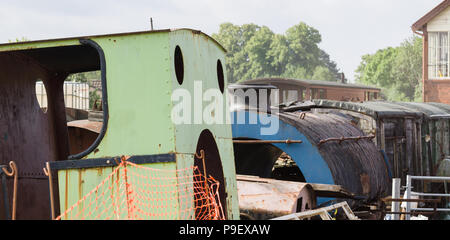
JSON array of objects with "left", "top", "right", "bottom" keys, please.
[
  {"left": 35, "top": 79, "right": 48, "bottom": 113},
  {"left": 174, "top": 46, "right": 184, "bottom": 85},
  {"left": 217, "top": 60, "right": 224, "bottom": 93}
]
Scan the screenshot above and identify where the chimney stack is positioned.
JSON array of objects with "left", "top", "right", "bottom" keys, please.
[{"left": 341, "top": 73, "right": 346, "bottom": 84}]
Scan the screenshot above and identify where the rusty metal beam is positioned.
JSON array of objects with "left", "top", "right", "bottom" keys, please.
[
  {"left": 382, "top": 198, "right": 441, "bottom": 203},
  {"left": 317, "top": 135, "right": 375, "bottom": 147}
]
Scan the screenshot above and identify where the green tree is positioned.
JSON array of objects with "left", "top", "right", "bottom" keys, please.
[
  {"left": 284, "top": 22, "right": 322, "bottom": 77},
  {"left": 319, "top": 49, "right": 343, "bottom": 81},
  {"left": 391, "top": 36, "right": 423, "bottom": 101},
  {"left": 242, "top": 26, "right": 276, "bottom": 80},
  {"left": 311, "top": 66, "right": 337, "bottom": 81},
  {"left": 281, "top": 65, "right": 310, "bottom": 79},
  {"left": 8, "top": 37, "right": 29, "bottom": 43},
  {"left": 212, "top": 22, "right": 342, "bottom": 83},
  {"left": 67, "top": 71, "right": 101, "bottom": 83},
  {"left": 355, "top": 36, "right": 422, "bottom": 102},
  {"left": 67, "top": 72, "right": 88, "bottom": 83},
  {"left": 355, "top": 47, "right": 398, "bottom": 87}
]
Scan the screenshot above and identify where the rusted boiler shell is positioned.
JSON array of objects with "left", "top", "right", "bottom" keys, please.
[
  {"left": 279, "top": 112, "right": 391, "bottom": 202},
  {"left": 232, "top": 110, "right": 391, "bottom": 206},
  {"left": 0, "top": 52, "right": 70, "bottom": 219},
  {"left": 236, "top": 175, "right": 316, "bottom": 220},
  {"left": 310, "top": 100, "right": 450, "bottom": 186}
]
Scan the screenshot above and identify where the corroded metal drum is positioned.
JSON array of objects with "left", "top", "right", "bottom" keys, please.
[
  {"left": 232, "top": 110, "right": 391, "bottom": 207},
  {"left": 237, "top": 175, "right": 316, "bottom": 220}
]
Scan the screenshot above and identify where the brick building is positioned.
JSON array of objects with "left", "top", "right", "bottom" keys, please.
[{"left": 412, "top": 0, "right": 450, "bottom": 104}]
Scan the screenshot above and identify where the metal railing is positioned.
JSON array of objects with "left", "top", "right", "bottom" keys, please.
[
  {"left": 270, "top": 201, "right": 359, "bottom": 220},
  {"left": 404, "top": 175, "right": 450, "bottom": 220}
]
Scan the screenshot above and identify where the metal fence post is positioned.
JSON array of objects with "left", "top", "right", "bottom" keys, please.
[
  {"left": 405, "top": 175, "right": 412, "bottom": 220},
  {"left": 392, "top": 178, "right": 401, "bottom": 220}
]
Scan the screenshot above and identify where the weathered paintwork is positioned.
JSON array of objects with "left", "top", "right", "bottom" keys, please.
[
  {"left": 231, "top": 110, "right": 390, "bottom": 207},
  {"left": 0, "top": 44, "right": 69, "bottom": 219},
  {"left": 236, "top": 175, "right": 316, "bottom": 220},
  {"left": 232, "top": 111, "right": 335, "bottom": 186},
  {"left": 0, "top": 29, "right": 239, "bottom": 219},
  {"left": 311, "top": 100, "right": 450, "bottom": 186}
]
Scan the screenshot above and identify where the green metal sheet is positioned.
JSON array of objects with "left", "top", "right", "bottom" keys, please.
[
  {"left": 52, "top": 29, "right": 238, "bottom": 219},
  {"left": 0, "top": 29, "right": 239, "bottom": 219},
  {"left": 85, "top": 32, "right": 175, "bottom": 157},
  {"left": 169, "top": 30, "right": 239, "bottom": 219}
]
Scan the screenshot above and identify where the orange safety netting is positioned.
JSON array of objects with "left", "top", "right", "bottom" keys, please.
[{"left": 56, "top": 156, "right": 225, "bottom": 220}]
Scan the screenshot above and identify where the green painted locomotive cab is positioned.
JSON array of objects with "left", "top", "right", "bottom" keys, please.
[{"left": 0, "top": 29, "right": 239, "bottom": 220}]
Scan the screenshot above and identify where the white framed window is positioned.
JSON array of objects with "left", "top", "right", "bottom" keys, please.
[{"left": 428, "top": 32, "right": 449, "bottom": 79}]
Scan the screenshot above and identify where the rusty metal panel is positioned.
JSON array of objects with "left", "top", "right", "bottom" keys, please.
[
  {"left": 278, "top": 112, "right": 391, "bottom": 203},
  {"left": 236, "top": 175, "right": 316, "bottom": 220},
  {"left": 310, "top": 100, "right": 450, "bottom": 182},
  {"left": 0, "top": 53, "right": 68, "bottom": 219},
  {"left": 67, "top": 120, "right": 102, "bottom": 134}
]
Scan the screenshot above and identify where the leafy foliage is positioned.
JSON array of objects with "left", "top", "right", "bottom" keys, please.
[
  {"left": 68, "top": 71, "right": 102, "bottom": 110},
  {"left": 212, "top": 22, "right": 343, "bottom": 83},
  {"left": 67, "top": 71, "right": 101, "bottom": 83},
  {"left": 355, "top": 36, "right": 423, "bottom": 102},
  {"left": 8, "top": 37, "right": 29, "bottom": 43}
]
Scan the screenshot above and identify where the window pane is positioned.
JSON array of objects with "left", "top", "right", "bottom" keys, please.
[
  {"left": 429, "top": 32, "right": 450, "bottom": 78},
  {"left": 438, "top": 32, "right": 448, "bottom": 77},
  {"left": 429, "top": 32, "right": 437, "bottom": 78}
]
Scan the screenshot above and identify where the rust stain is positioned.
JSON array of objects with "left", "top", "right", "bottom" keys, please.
[
  {"left": 360, "top": 173, "right": 370, "bottom": 194},
  {"left": 78, "top": 169, "right": 84, "bottom": 201},
  {"left": 97, "top": 167, "right": 103, "bottom": 176},
  {"left": 237, "top": 176, "right": 316, "bottom": 219},
  {"left": 65, "top": 170, "right": 68, "bottom": 217},
  {"left": 67, "top": 120, "right": 102, "bottom": 133}
]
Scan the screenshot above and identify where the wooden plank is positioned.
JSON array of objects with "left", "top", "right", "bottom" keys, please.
[
  {"left": 236, "top": 175, "right": 356, "bottom": 199},
  {"left": 431, "top": 121, "right": 437, "bottom": 174},
  {"left": 271, "top": 201, "right": 359, "bottom": 220},
  {"left": 308, "top": 183, "right": 355, "bottom": 199},
  {"left": 393, "top": 138, "right": 399, "bottom": 178},
  {"left": 308, "top": 183, "right": 343, "bottom": 192},
  {"left": 436, "top": 120, "right": 444, "bottom": 167},
  {"left": 342, "top": 203, "right": 359, "bottom": 220},
  {"left": 413, "top": 120, "right": 419, "bottom": 177},
  {"left": 380, "top": 121, "right": 386, "bottom": 151},
  {"left": 376, "top": 120, "right": 382, "bottom": 150},
  {"left": 405, "top": 118, "right": 414, "bottom": 176},
  {"left": 421, "top": 123, "right": 428, "bottom": 178},
  {"left": 319, "top": 211, "right": 332, "bottom": 220},
  {"left": 427, "top": 122, "right": 434, "bottom": 176},
  {"left": 444, "top": 120, "right": 449, "bottom": 159}
]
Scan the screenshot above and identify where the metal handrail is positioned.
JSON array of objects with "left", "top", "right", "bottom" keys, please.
[{"left": 405, "top": 175, "right": 450, "bottom": 220}]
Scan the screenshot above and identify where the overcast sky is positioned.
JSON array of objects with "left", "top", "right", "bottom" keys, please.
[{"left": 0, "top": 0, "right": 443, "bottom": 82}]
